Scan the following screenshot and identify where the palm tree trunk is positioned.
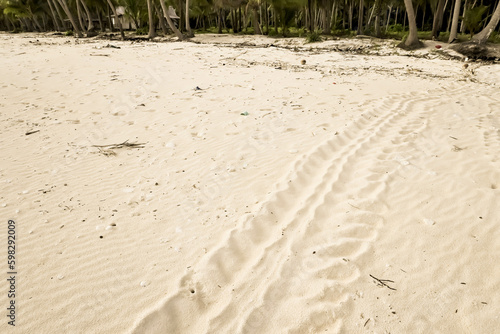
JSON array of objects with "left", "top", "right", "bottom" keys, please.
[
  {"left": 97, "top": 10, "right": 104, "bottom": 32},
  {"left": 56, "top": 0, "right": 83, "bottom": 37},
  {"left": 431, "top": 0, "right": 446, "bottom": 39},
  {"left": 357, "top": 0, "right": 364, "bottom": 34},
  {"left": 460, "top": 0, "right": 467, "bottom": 32},
  {"left": 47, "top": 0, "right": 62, "bottom": 31},
  {"left": 159, "top": 0, "right": 184, "bottom": 39},
  {"left": 386, "top": 6, "right": 392, "bottom": 30},
  {"left": 448, "top": 0, "right": 461, "bottom": 42},
  {"left": 106, "top": 0, "right": 125, "bottom": 40},
  {"left": 251, "top": 7, "right": 262, "bottom": 34},
  {"left": 76, "top": 0, "right": 86, "bottom": 32},
  {"left": 217, "top": 8, "right": 222, "bottom": 33},
  {"left": 348, "top": 2, "right": 353, "bottom": 30},
  {"left": 106, "top": 5, "right": 114, "bottom": 32},
  {"left": 51, "top": 0, "right": 66, "bottom": 30},
  {"left": 403, "top": 0, "right": 420, "bottom": 48},
  {"left": 80, "top": 0, "right": 94, "bottom": 31},
  {"left": 322, "top": 0, "right": 331, "bottom": 34},
  {"left": 147, "top": 0, "right": 157, "bottom": 38},
  {"left": 185, "top": 0, "right": 194, "bottom": 36},
  {"left": 155, "top": 2, "right": 168, "bottom": 34},
  {"left": 472, "top": 1, "right": 500, "bottom": 44},
  {"left": 374, "top": 0, "right": 382, "bottom": 36},
  {"left": 31, "top": 12, "right": 43, "bottom": 31}
]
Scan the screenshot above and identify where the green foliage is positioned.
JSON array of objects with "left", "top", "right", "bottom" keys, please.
[
  {"left": 488, "top": 31, "right": 500, "bottom": 44},
  {"left": 463, "top": 5, "right": 489, "bottom": 37},
  {"left": 135, "top": 26, "right": 148, "bottom": 35},
  {"left": 65, "top": 30, "right": 74, "bottom": 36},
  {"left": 387, "top": 24, "right": 404, "bottom": 33},
  {"left": 306, "top": 31, "right": 322, "bottom": 43},
  {"left": 120, "top": 0, "right": 147, "bottom": 28}
]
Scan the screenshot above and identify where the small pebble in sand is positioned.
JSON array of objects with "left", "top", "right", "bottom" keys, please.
[
  {"left": 105, "top": 226, "right": 113, "bottom": 231},
  {"left": 289, "top": 149, "right": 298, "bottom": 153},
  {"left": 301, "top": 59, "right": 306, "bottom": 65},
  {"left": 165, "top": 142, "right": 176, "bottom": 148},
  {"left": 57, "top": 275, "right": 64, "bottom": 280},
  {"left": 140, "top": 281, "right": 149, "bottom": 287},
  {"left": 423, "top": 218, "right": 435, "bottom": 226},
  {"left": 1, "top": 203, "right": 6, "bottom": 207}
]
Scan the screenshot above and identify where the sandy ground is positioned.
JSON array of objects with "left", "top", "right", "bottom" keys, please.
[{"left": 0, "top": 33, "right": 499, "bottom": 334}]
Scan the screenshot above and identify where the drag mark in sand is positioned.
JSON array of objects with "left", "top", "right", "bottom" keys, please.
[{"left": 130, "top": 86, "right": 457, "bottom": 334}]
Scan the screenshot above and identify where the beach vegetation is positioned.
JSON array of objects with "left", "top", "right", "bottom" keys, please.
[
  {"left": 306, "top": 30, "right": 322, "bottom": 43},
  {"left": 0, "top": 0, "right": 499, "bottom": 47}
]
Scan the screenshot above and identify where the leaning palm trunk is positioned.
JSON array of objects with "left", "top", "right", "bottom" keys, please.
[
  {"left": 106, "top": 0, "right": 125, "bottom": 40},
  {"left": 402, "top": 0, "right": 420, "bottom": 48},
  {"left": 154, "top": 2, "right": 169, "bottom": 34},
  {"left": 185, "top": 0, "right": 194, "bottom": 37},
  {"left": 57, "top": 0, "right": 83, "bottom": 37},
  {"left": 76, "top": 0, "right": 86, "bottom": 31},
  {"left": 51, "top": 0, "right": 67, "bottom": 30},
  {"left": 147, "top": 0, "right": 157, "bottom": 38},
  {"left": 472, "top": 2, "right": 500, "bottom": 44},
  {"left": 79, "top": 0, "right": 94, "bottom": 31},
  {"left": 159, "top": 0, "right": 184, "bottom": 40},
  {"left": 448, "top": 0, "right": 461, "bottom": 42},
  {"left": 47, "top": 0, "right": 61, "bottom": 31}
]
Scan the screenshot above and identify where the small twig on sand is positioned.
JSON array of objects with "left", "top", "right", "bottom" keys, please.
[
  {"left": 25, "top": 130, "right": 40, "bottom": 135},
  {"left": 92, "top": 140, "right": 145, "bottom": 150},
  {"left": 348, "top": 202, "right": 361, "bottom": 210},
  {"left": 370, "top": 274, "right": 397, "bottom": 291}
]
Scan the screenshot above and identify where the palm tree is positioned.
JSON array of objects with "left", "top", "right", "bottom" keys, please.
[
  {"left": 472, "top": 1, "right": 500, "bottom": 44},
  {"left": 79, "top": 0, "right": 94, "bottom": 31},
  {"left": 186, "top": 0, "right": 194, "bottom": 36},
  {"left": 57, "top": 0, "right": 83, "bottom": 36},
  {"left": 431, "top": 0, "right": 446, "bottom": 39},
  {"left": 47, "top": 0, "right": 62, "bottom": 31},
  {"left": 402, "top": 0, "right": 421, "bottom": 48},
  {"left": 105, "top": 0, "right": 124, "bottom": 39},
  {"left": 159, "top": 0, "right": 184, "bottom": 39},
  {"left": 146, "top": 0, "right": 156, "bottom": 38},
  {"left": 448, "top": 0, "right": 461, "bottom": 42}
]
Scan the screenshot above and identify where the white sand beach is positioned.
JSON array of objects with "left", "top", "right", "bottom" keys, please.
[{"left": 0, "top": 33, "right": 499, "bottom": 333}]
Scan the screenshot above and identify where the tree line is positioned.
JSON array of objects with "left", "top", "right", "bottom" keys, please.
[{"left": 1, "top": 0, "right": 499, "bottom": 47}]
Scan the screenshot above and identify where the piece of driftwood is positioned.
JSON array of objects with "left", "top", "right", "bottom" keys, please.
[
  {"left": 370, "top": 274, "right": 397, "bottom": 291},
  {"left": 92, "top": 140, "right": 145, "bottom": 150},
  {"left": 25, "top": 130, "right": 40, "bottom": 135}
]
